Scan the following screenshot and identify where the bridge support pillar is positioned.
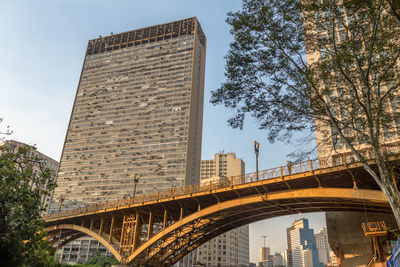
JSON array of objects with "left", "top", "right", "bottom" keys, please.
[{"left": 326, "top": 211, "right": 397, "bottom": 267}]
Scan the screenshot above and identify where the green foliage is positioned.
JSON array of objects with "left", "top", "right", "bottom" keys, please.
[
  {"left": 85, "top": 253, "right": 119, "bottom": 266},
  {"left": 212, "top": 0, "right": 400, "bottom": 226},
  {"left": 212, "top": 0, "right": 314, "bottom": 143},
  {"left": 0, "top": 145, "right": 57, "bottom": 266},
  {"left": 212, "top": 0, "right": 400, "bottom": 150},
  {"left": 60, "top": 253, "right": 119, "bottom": 267}
]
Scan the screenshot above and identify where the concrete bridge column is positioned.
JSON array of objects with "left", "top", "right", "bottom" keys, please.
[{"left": 326, "top": 211, "right": 397, "bottom": 267}]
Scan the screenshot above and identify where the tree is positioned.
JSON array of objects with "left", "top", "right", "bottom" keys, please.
[
  {"left": 73, "top": 252, "right": 119, "bottom": 267},
  {"left": 211, "top": 0, "right": 400, "bottom": 226},
  {"left": 0, "top": 144, "right": 57, "bottom": 266}
]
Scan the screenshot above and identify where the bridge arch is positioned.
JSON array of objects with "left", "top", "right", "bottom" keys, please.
[
  {"left": 127, "top": 188, "right": 389, "bottom": 265},
  {"left": 45, "top": 224, "right": 122, "bottom": 262}
]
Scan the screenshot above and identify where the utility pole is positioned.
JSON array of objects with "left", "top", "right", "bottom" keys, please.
[{"left": 254, "top": 141, "right": 260, "bottom": 181}]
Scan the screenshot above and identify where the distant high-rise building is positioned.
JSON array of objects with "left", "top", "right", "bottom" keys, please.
[
  {"left": 314, "top": 228, "right": 331, "bottom": 266},
  {"left": 0, "top": 140, "right": 58, "bottom": 214},
  {"left": 282, "top": 250, "right": 288, "bottom": 267},
  {"left": 51, "top": 17, "right": 206, "bottom": 264},
  {"left": 200, "top": 152, "right": 245, "bottom": 180},
  {"left": 287, "top": 224, "right": 295, "bottom": 267},
  {"left": 195, "top": 153, "right": 249, "bottom": 267},
  {"left": 287, "top": 219, "right": 322, "bottom": 267},
  {"left": 267, "top": 255, "right": 275, "bottom": 267},
  {"left": 329, "top": 251, "right": 339, "bottom": 267},
  {"left": 273, "top": 253, "right": 284, "bottom": 267},
  {"left": 260, "top": 247, "right": 271, "bottom": 263}
]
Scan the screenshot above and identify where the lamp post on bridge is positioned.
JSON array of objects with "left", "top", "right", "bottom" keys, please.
[
  {"left": 54, "top": 194, "right": 66, "bottom": 261},
  {"left": 254, "top": 141, "right": 260, "bottom": 181},
  {"left": 133, "top": 174, "right": 139, "bottom": 199},
  {"left": 58, "top": 194, "right": 65, "bottom": 212}
]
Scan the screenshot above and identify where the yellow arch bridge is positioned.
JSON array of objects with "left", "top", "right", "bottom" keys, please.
[{"left": 44, "top": 155, "right": 398, "bottom": 266}]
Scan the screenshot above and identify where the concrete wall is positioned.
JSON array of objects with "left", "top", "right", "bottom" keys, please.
[{"left": 326, "top": 211, "right": 397, "bottom": 267}]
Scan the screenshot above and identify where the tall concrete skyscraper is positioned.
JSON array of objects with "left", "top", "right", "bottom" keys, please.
[
  {"left": 51, "top": 18, "right": 206, "bottom": 264},
  {"left": 51, "top": 17, "right": 206, "bottom": 212}
]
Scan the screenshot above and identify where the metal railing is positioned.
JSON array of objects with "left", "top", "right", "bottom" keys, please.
[
  {"left": 44, "top": 146, "right": 400, "bottom": 220},
  {"left": 362, "top": 221, "right": 387, "bottom": 237}
]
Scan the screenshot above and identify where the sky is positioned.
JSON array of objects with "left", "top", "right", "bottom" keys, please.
[{"left": 0, "top": 0, "right": 325, "bottom": 263}]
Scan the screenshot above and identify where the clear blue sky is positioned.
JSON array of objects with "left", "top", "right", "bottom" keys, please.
[{"left": 0, "top": 0, "right": 325, "bottom": 262}]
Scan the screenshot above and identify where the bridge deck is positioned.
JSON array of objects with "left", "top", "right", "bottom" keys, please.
[
  {"left": 44, "top": 154, "right": 398, "bottom": 265},
  {"left": 45, "top": 155, "right": 388, "bottom": 223}
]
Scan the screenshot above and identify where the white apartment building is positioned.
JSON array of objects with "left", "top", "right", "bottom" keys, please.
[
  {"left": 314, "top": 228, "right": 331, "bottom": 266},
  {"left": 195, "top": 153, "right": 249, "bottom": 267}
]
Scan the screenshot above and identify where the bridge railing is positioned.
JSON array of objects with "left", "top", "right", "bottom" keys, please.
[{"left": 44, "top": 146, "right": 400, "bottom": 220}]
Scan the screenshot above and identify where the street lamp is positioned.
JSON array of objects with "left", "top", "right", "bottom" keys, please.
[
  {"left": 58, "top": 194, "right": 65, "bottom": 212},
  {"left": 254, "top": 141, "right": 260, "bottom": 181},
  {"left": 55, "top": 194, "right": 66, "bottom": 261},
  {"left": 133, "top": 174, "right": 139, "bottom": 199}
]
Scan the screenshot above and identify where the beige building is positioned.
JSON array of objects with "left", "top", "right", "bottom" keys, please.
[
  {"left": 200, "top": 152, "right": 245, "bottom": 180},
  {"left": 194, "top": 153, "right": 249, "bottom": 267},
  {"left": 259, "top": 247, "right": 270, "bottom": 264},
  {"left": 0, "top": 140, "right": 59, "bottom": 213},
  {"left": 51, "top": 18, "right": 206, "bottom": 264},
  {"left": 315, "top": 228, "right": 332, "bottom": 266},
  {"left": 50, "top": 17, "right": 206, "bottom": 212},
  {"left": 303, "top": 5, "right": 400, "bottom": 163},
  {"left": 329, "top": 251, "right": 339, "bottom": 266},
  {"left": 302, "top": 6, "right": 399, "bottom": 266}
]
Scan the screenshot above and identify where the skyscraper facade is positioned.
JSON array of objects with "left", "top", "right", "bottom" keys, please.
[
  {"left": 303, "top": 4, "right": 400, "bottom": 162},
  {"left": 200, "top": 152, "right": 245, "bottom": 180},
  {"left": 314, "top": 228, "right": 331, "bottom": 266},
  {"left": 287, "top": 219, "right": 322, "bottom": 267},
  {"left": 273, "top": 253, "right": 284, "bottom": 267},
  {"left": 51, "top": 17, "right": 206, "bottom": 212},
  {"left": 259, "top": 247, "right": 271, "bottom": 263},
  {"left": 51, "top": 18, "right": 206, "bottom": 264},
  {"left": 195, "top": 153, "right": 249, "bottom": 267}
]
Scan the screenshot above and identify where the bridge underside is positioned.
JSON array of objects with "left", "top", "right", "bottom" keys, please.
[{"left": 46, "top": 188, "right": 391, "bottom": 266}]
